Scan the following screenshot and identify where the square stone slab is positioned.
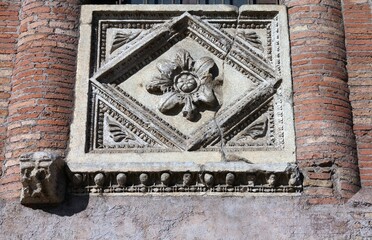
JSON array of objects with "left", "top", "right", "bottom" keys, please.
[{"left": 67, "top": 5, "right": 298, "bottom": 194}]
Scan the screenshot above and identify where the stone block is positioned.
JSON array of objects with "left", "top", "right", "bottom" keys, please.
[
  {"left": 67, "top": 5, "right": 298, "bottom": 195},
  {"left": 20, "top": 151, "right": 65, "bottom": 205}
]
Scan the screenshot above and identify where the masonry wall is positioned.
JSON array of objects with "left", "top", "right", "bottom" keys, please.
[
  {"left": 0, "top": 0, "right": 20, "bottom": 188},
  {"left": 0, "top": 0, "right": 80, "bottom": 198},
  {"left": 286, "top": 0, "right": 360, "bottom": 203},
  {"left": 343, "top": 0, "right": 372, "bottom": 188},
  {"left": 0, "top": 0, "right": 371, "bottom": 238}
]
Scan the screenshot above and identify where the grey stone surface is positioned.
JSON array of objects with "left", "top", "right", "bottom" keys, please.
[
  {"left": 1, "top": 194, "right": 371, "bottom": 239},
  {"left": 20, "top": 152, "right": 65, "bottom": 205},
  {"left": 68, "top": 5, "right": 296, "bottom": 184},
  {"left": 69, "top": 165, "right": 302, "bottom": 195}
]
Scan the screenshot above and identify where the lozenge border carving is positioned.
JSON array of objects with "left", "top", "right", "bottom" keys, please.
[
  {"left": 93, "top": 14, "right": 278, "bottom": 85},
  {"left": 89, "top": 81, "right": 189, "bottom": 152},
  {"left": 89, "top": 12, "right": 285, "bottom": 152},
  {"left": 93, "top": 11, "right": 238, "bottom": 69},
  {"left": 92, "top": 10, "right": 278, "bottom": 70}
]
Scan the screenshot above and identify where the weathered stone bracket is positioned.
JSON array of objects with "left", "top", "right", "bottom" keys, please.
[{"left": 20, "top": 152, "right": 65, "bottom": 205}]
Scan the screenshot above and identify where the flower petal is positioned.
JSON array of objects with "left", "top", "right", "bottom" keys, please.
[
  {"left": 157, "top": 60, "right": 177, "bottom": 79},
  {"left": 146, "top": 76, "right": 173, "bottom": 93},
  {"left": 193, "top": 85, "right": 218, "bottom": 107},
  {"left": 158, "top": 92, "right": 183, "bottom": 113},
  {"left": 175, "top": 49, "right": 193, "bottom": 71},
  {"left": 182, "top": 96, "right": 197, "bottom": 121},
  {"left": 199, "top": 73, "right": 213, "bottom": 85},
  {"left": 194, "top": 57, "right": 215, "bottom": 77}
]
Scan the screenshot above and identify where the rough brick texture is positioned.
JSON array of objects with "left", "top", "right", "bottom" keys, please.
[
  {"left": 284, "top": 0, "right": 360, "bottom": 202},
  {"left": 0, "top": 0, "right": 80, "bottom": 199},
  {"left": 343, "top": 0, "right": 372, "bottom": 188},
  {"left": 0, "top": 0, "right": 21, "bottom": 193}
]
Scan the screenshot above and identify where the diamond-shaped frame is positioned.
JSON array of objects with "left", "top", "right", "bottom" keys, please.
[{"left": 88, "top": 11, "right": 280, "bottom": 152}]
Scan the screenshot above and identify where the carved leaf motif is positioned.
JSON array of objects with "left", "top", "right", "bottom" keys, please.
[
  {"left": 238, "top": 31, "right": 263, "bottom": 50},
  {"left": 106, "top": 117, "right": 136, "bottom": 142},
  {"left": 175, "top": 49, "right": 193, "bottom": 70},
  {"left": 238, "top": 117, "right": 268, "bottom": 140},
  {"left": 194, "top": 57, "right": 215, "bottom": 77},
  {"left": 146, "top": 76, "right": 173, "bottom": 94},
  {"left": 158, "top": 92, "right": 183, "bottom": 113},
  {"left": 156, "top": 60, "right": 178, "bottom": 80},
  {"left": 111, "top": 32, "right": 140, "bottom": 53},
  {"left": 192, "top": 84, "right": 217, "bottom": 107}
]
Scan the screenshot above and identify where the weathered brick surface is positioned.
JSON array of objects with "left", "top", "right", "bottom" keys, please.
[
  {"left": 284, "top": 0, "right": 360, "bottom": 202},
  {"left": 0, "top": 0, "right": 21, "bottom": 184},
  {"left": 343, "top": 0, "right": 372, "bottom": 188},
  {"left": 0, "top": 0, "right": 80, "bottom": 198}
]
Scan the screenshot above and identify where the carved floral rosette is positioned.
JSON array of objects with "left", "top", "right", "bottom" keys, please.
[{"left": 146, "top": 49, "right": 219, "bottom": 121}]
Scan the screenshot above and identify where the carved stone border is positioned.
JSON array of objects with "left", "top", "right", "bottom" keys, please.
[{"left": 69, "top": 164, "right": 302, "bottom": 195}]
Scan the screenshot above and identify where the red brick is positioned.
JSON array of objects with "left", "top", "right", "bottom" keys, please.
[
  {"left": 307, "top": 197, "right": 342, "bottom": 205},
  {"left": 307, "top": 172, "right": 332, "bottom": 180},
  {"left": 304, "top": 187, "right": 334, "bottom": 196}
]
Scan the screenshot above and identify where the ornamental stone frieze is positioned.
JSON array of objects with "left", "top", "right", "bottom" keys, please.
[{"left": 66, "top": 5, "right": 300, "bottom": 196}]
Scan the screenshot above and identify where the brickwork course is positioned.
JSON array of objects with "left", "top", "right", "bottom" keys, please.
[
  {"left": 0, "top": 0, "right": 371, "bottom": 238},
  {"left": 1, "top": 0, "right": 80, "bottom": 199},
  {"left": 343, "top": 0, "right": 372, "bottom": 188}
]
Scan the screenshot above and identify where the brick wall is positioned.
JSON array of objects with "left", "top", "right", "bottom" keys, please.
[
  {"left": 285, "top": 0, "right": 360, "bottom": 202},
  {"left": 0, "top": 0, "right": 80, "bottom": 198},
  {"left": 343, "top": 0, "right": 372, "bottom": 188},
  {"left": 0, "top": 0, "right": 21, "bottom": 194}
]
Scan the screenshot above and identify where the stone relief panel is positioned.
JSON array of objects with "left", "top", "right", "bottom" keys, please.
[{"left": 67, "top": 5, "right": 299, "bottom": 194}]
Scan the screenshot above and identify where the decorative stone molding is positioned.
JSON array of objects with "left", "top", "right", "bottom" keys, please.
[
  {"left": 67, "top": 5, "right": 299, "bottom": 195},
  {"left": 20, "top": 152, "right": 65, "bottom": 205},
  {"left": 69, "top": 164, "right": 302, "bottom": 194}
]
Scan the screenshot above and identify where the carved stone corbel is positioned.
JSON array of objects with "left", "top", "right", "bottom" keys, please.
[{"left": 20, "top": 152, "right": 66, "bottom": 205}]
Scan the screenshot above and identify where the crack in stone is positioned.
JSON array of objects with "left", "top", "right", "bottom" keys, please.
[{"left": 214, "top": 9, "right": 241, "bottom": 162}]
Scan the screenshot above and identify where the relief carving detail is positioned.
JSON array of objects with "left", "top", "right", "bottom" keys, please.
[
  {"left": 106, "top": 116, "right": 136, "bottom": 143},
  {"left": 20, "top": 152, "right": 65, "bottom": 205},
  {"left": 238, "top": 31, "right": 263, "bottom": 50},
  {"left": 67, "top": 6, "right": 299, "bottom": 197},
  {"left": 146, "top": 49, "right": 219, "bottom": 121},
  {"left": 111, "top": 31, "right": 140, "bottom": 53},
  {"left": 69, "top": 164, "right": 303, "bottom": 194},
  {"left": 237, "top": 116, "right": 268, "bottom": 140}
]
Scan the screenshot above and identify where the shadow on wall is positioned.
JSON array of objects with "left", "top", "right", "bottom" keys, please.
[{"left": 37, "top": 194, "right": 90, "bottom": 217}]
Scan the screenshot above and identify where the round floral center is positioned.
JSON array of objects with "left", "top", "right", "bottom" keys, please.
[{"left": 175, "top": 73, "right": 199, "bottom": 93}]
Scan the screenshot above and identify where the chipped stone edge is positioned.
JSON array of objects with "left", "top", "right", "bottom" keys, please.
[{"left": 20, "top": 152, "right": 66, "bottom": 205}]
